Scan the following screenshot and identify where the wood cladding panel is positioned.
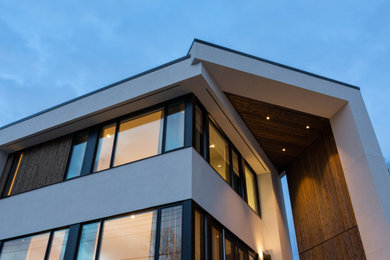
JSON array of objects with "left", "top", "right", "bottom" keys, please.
[
  {"left": 226, "top": 93, "right": 330, "bottom": 171},
  {"left": 9, "top": 135, "right": 73, "bottom": 195},
  {"left": 286, "top": 130, "right": 365, "bottom": 259},
  {"left": 300, "top": 227, "right": 365, "bottom": 260}
]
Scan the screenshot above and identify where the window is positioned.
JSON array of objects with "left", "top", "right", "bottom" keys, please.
[
  {"left": 3, "top": 153, "right": 23, "bottom": 197},
  {"left": 66, "top": 132, "right": 88, "bottom": 179},
  {"left": 159, "top": 205, "right": 183, "bottom": 259},
  {"left": 77, "top": 222, "right": 100, "bottom": 260},
  {"left": 99, "top": 210, "right": 157, "bottom": 260},
  {"left": 244, "top": 164, "right": 260, "bottom": 214},
  {"left": 194, "top": 210, "right": 205, "bottom": 260},
  {"left": 210, "top": 225, "right": 222, "bottom": 260},
  {"left": 209, "top": 122, "right": 230, "bottom": 184},
  {"left": 231, "top": 149, "right": 242, "bottom": 195},
  {"left": 47, "top": 229, "right": 69, "bottom": 260},
  {"left": 194, "top": 105, "right": 204, "bottom": 155},
  {"left": 0, "top": 233, "right": 50, "bottom": 260},
  {"left": 225, "top": 237, "right": 233, "bottom": 260},
  {"left": 113, "top": 110, "right": 164, "bottom": 166},
  {"left": 93, "top": 123, "right": 116, "bottom": 172},
  {"left": 165, "top": 102, "right": 185, "bottom": 152}
]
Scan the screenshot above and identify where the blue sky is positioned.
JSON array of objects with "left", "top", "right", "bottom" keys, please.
[{"left": 1, "top": 1, "right": 389, "bottom": 160}]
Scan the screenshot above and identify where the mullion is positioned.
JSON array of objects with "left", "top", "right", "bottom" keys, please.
[
  {"left": 43, "top": 230, "right": 54, "bottom": 260},
  {"left": 161, "top": 106, "right": 169, "bottom": 154},
  {"left": 154, "top": 208, "right": 162, "bottom": 260},
  {"left": 184, "top": 95, "right": 194, "bottom": 149},
  {"left": 94, "top": 220, "right": 104, "bottom": 260},
  {"left": 81, "top": 127, "right": 99, "bottom": 175}
]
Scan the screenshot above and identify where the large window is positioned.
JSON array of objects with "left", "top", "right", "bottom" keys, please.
[
  {"left": 99, "top": 211, "right": 157, "bottom": 259},
  {"left": 93, "top": 123, "right": 116, "bottom": 172},
  {"left": 75, "top": 205, "right": 182, "bottom": 260},
  {"left": 165, "top": 103, "right": 185, "bottom": 152}
]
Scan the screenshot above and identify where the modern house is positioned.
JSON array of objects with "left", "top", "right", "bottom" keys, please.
[{"left": 0, "top": 39, "right": 389, "bottom": 260}]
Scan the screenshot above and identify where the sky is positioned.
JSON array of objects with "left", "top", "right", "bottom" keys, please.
[
  {"left": 1, "top": 1, "right": 389, "bottom": 258},
  {"left": 0, "top": 1, "right": 389, "bottom": 160}
]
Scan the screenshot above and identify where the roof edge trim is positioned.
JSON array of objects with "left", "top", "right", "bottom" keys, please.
[
  {"left": 0, "top": 54, "right": 191, "bottom": 131},
  {"left": 189, "top": 39, "right": 360, "bottom": 91}
]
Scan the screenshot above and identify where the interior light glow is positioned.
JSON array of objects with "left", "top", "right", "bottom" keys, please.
[
  {"left": 107, "top": 134, "right": 111, "bottom": 138},
  {"left": 217, "top": 165, "right": 222, "bottom": 168},
  {"left": 306, "top": 125, "right": 310, "bottom": 129},
  {"left": 282, "top": 148, "right": 286, "bottom": 152},
  {"left": 266, "top": 116, "right": 270, "bottom": 120},
  {"left": 209, "top": 144, "right": 215, "bottom": 148},
  {"left": 130, "top": 215, "right": 135, "bottom": 219}
]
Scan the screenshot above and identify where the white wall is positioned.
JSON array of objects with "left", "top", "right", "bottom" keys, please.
[{"left": 0, "top": 148, "right": 193, "bottom": 240}]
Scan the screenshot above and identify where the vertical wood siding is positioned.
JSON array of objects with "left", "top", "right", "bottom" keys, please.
[
  {"left": 287, "top": 129, "right": 366, "bottom": 259},
  {"left": 6, "top": 135, "right": 73, "bottom": 195}
]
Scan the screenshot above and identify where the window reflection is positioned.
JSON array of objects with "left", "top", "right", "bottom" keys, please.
[
  {"left": 0, "top": 232, "right": 50, "bottom": 260},
  {"left": 194, "top": 105, "right": 203, "bottom": 155},
  {"left": 48, "top": 229, "right": 69, "bottom": 260},
  {"left": 225, "top": 238, "right": 233, "bottom": 260},
  {"left": 231, "top": 150, "right": 242, "bottom": 195},
  {"left": 77, "top": 222, "right": 100, "bottom": 260},
  {"left": 113, "top": 110, "right": 164, "bottom": 166},
  {"left": 159, "top": 206, "right": 182, "bottom": 260},
  {"left": 66, "top": 132, "right": 88, "bottom": 179},
  {"left": 165, "top": 102, "right": 185, "bottom": 152},
  {"left": 209, "top": 123, "right": 230, "bottom": 184},
  {"left": 99, "top": 211, "right": 157, "bottom": 260},
  {"left": 93, "top": 124, "right": 116, "bottom": 172}
]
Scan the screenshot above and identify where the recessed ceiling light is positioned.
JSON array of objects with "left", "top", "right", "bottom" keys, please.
[
  {"left": 131, "top": 215, "right": 135, "bottom": 219},
  {"left": 266, "top": 116, "right": 270, "bottom": 120},
  {"left": 107, "top": 134, "right": 111, "bottom": 138},
  {"left": 282, "top": 148, "right": 286, "bottom": 152},
  {"left": 209, "top": 144, "right": 215, "bottom": 148},
  {"left": 306, "top": 125, "right": 310, "bottom": 129},
  {"left": 217, "top": 165, "right": 222, "bottom": 168}
]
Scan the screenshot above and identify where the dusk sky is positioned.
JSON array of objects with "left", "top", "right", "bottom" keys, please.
[
  {"left": 1, "top": 1, "right": 389, "bottom": 258},
  {"left": 1, "top": 1, "right": 389, "bottom": 160}
]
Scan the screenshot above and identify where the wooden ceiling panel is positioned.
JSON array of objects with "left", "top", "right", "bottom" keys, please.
[{"left": 226, "top": 93, "right": 330, "bottom": 172}]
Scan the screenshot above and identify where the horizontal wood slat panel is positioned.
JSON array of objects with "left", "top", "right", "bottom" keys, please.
[
  {"left": 10, "top": 135, "right": 73, "bottom": 195},
  {"left": 287, "top": 130, "right": 365, "bottom": 259}
]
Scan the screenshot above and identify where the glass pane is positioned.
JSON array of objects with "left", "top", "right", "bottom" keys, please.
[
  {"left": 194, "top": 105, "right": 203, "bottom": 154},
  {"left": 93, "top": 123, "right": 116, "bottom": 172},
  {"left": 209, "top": 123, "right": 230, "bottom": 183},
  {"left": 194, "top": 210, "right": 204, "bottom": 260},
  {"left": 48, "top": 229, "right": 69, "bottom": 260},
  {"left": 165, "top": 102, "right": 185, "bottom": 152},
  {"left": 99, "top": 211, "right": 157, "bottom": 260},
  {"left": 225, "top": 238, "right": 233, "bottom": 260},
  {"left": 237, "top": 247, "right": 245, "bottom": 260},
  {"left": 77, "top": 222, "right": 100, "bottom": 260},
  {"left": 249, "top": 253, "right": 256, "bottom": 260},
  {"left": 210, "top": 226, "right": 222, "bottom": 260},
  {"left": 159, "top": 205, "right": 182, "bottom": 260},
  {"left": 231, "top": 150, "right": 241, "bottom": 194},
  {"left": 0, "top": 232, "right": 50, "bottom": 260},
  {"left": 5, "top": 153, "right": 23, "bottom": 197},
  {"left": 244, "top": 165, "right": 259, "bottom": 213},
  {"left": 113, "top": 110, "right": 164, "bottom": 166},
  {"left": 66, "top": 132, "right": 88, "bottom": 179}
]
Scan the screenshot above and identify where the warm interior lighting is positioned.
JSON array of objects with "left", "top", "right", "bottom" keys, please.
[
  {"left": 282, "top": 148, "right": 286, "bottom": 152},
  {"left": 266, "top": 116, "right": 270, "bottom": 120},
  {"left": 107, "top": 134, "right": 111, "bottom": 138},
  {"left": 209, "top": 144, "right": 215, "bottom": 148},
  {"left": 306, "top": 125, "right": 310, "bottom": 129},
  {"left": 8, "top": 153, "right": 23, "bottom": 196},
  {"left": 217, "top": 165, "right": 222, "bottom": 168},
  {"left": 130, "top": 215, "right": 135, "bottom": 219}
]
